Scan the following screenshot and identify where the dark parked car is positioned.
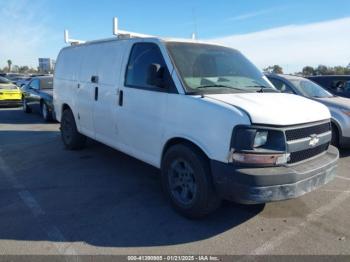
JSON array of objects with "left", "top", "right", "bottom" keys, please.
[
  {"left": 307, "top": 75, "right": 350, "bottom": 98},
  {"left": 266, "top": 74, "right": 350, "bottom": 148},
  {"left": 4, "top": 73, "right": 29, "bottom": 85},
  {"left": 21, "top": 76, "right": 54, "bottom": 121}
]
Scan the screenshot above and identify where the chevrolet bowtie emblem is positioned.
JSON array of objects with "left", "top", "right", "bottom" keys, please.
[{"left": 309, "top": 134, "right": 320, "bottom": 147}]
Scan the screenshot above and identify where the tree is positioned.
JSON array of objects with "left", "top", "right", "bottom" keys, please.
[
  {"left": 315, "top": 65, "right": 329, "bottom": 75},
  {"left": 12, "top": 65, "right": 19, "bottom": 72},
  {"left": 18, "top": 66, "right": 29, "bottom": 73},
  {"left": 7, "top": 59, "right": 12, "bottom": 72},
  {"left": 333, "top": 66, "right": 346, "bottom": 75},
  {"left": 302, "top": 66, "right": 315, "bottom": 76},
  {"left": 263, "top": 65, "right": 284, "bottom": 74}
]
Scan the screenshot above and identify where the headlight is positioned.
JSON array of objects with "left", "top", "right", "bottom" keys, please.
[
  {"left": 253, "top": 131, "right": 268, "bottom": 148},
  {"left": 230, "top": 126, "right": 286, "bottom": 166}
]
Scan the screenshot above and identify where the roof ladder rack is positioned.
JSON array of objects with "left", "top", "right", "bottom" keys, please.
[
  {"left": 64, "top": 17, "right": 154, "bottom": 45},
  {"left": 64, "top": 30, "right": 85, "bottom": 45},
  {"left": 112, "top": 17, "right": 153, "bottom": 38}
]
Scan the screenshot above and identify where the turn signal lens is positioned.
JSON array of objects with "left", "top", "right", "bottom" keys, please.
[{"left": 232, "top": 152, "right": 290, "bottom": 165}]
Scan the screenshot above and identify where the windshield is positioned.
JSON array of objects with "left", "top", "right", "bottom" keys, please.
[
  {"left": 0, "top": 76, "right": 11, "bottom": 84},
  {"left": 166, "top": 42, "right": 274, "bottom": 94},
  {"left": 290, "top": 79, "right": 334, "bottom": 98}
]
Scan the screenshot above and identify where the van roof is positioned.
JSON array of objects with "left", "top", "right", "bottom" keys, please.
[{"left": 61, "top": 36, "right": 228, "bottom": 50}]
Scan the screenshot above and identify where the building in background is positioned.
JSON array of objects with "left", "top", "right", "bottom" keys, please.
[{"left": 38, "top": 58, "right": 55, "bottom": 73}]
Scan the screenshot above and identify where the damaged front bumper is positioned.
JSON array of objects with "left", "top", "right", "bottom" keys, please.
[{"left": 211, "top": 145, "right": 339, "bottom": 204}]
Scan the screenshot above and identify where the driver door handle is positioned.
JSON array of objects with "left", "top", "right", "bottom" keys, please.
[
  {"left": 94, "top": 86, "right": 98, "bottom": 101},
  {"left": 118, "top": 90, "right": 123, "bottom": 106}
]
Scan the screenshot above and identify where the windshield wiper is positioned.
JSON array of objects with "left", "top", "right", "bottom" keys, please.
[
  {"left": 245, "top": 85, "right": 277, "bottom": 93},
  {"left": 196, "top": 84, "right": 246, "bottom": 91}
]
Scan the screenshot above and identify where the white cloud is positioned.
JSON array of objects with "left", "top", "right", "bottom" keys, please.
[
  {"left": 211, "top": 17, "right": 350, "bottom": 73},
  {"left": 0, "top": 0, "right": 60, "bottom": 69},
  {"left": 227, "top": 8, "right": 279, "bottom": 22}
]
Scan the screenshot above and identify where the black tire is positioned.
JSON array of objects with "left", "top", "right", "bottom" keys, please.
[
  {"left": 61, "top": 108, "right": 86, "bottom": 150},
  {"left": 331, "top": 123, "right": 339, "bottom": 148},
  {"left": 161, "top": 143, "right": 221, "bottom": 218},
  {"left": 22, "top": 98, "right": 31, "bottom": 113},
  {"left": 41, "top": 102, "right": 52, "bottom": 122}
]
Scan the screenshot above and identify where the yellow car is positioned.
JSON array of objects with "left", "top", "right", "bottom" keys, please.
[{"left": 0, "top": 76, "right": 22, "bottom": 106}]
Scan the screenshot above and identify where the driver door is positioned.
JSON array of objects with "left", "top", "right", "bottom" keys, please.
[
  {"left": 26, "top": 79, "right": 41, "bottom": 112},
  {"left": 116, "top": 42, "right": 176, "bottom": 166}
]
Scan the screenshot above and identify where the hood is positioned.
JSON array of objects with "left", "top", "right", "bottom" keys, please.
[
  {"left": 314, "top": 96, "right": 350, "bottom": 110},
  {"left": 205, "top": 93, "right": 331, "bottom": 126}
]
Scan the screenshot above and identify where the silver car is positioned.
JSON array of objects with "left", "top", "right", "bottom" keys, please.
[{"left": 266, "top": 74, "right": 350, "bottom": 148}]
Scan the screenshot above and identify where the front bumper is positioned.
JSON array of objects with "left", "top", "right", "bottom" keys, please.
[
  {"left": 211, "top": 145, "right": 339, "bottom": 204},
  {"left": 339, "top": 135, "right": 350, "bottom": 148}
]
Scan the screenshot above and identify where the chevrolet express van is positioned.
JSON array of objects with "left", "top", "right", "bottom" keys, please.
[{"left": 54, "top": 37, "right": 339, "bottom": 218}]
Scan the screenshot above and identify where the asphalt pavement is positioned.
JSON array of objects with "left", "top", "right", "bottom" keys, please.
[{"left": 0, "top": 107, "right": 349, "bottom": 256}]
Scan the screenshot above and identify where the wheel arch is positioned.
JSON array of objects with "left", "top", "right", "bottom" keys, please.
[
  {"left": 59, "top": 103, "right": 72, "bottom": 122},
  {"left": 61, "top": 103, "right": 72, "bottom": 114},
  {"left": 331, "top": 119, "right": 342, "bottom": 137},
  {"left": 161, "top": 137, "right": 211, "bottom": 166}
]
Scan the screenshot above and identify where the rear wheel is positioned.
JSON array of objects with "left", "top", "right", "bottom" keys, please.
[
  {"left": 41, "top": 102, "right": 52, "bottom": 122},
  {"left": 61, "top": 108, "right": 86, "bottom": 150},
  {"left": 161, "top": 143, "right": 221, "bottom": 218},
  {"left": 22, "top": 98, "right": 30, "bottom": 113}
]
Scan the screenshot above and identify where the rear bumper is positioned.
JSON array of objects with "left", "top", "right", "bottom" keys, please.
[
  {"left": 0, "top": 99, "right": 22, "bottom": 106},
  {"left": 211, "top": 145, "right": 339, "bottom": 204}
]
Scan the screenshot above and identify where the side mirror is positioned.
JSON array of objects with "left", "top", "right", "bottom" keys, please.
[
  {"left": 147, "top": 63, "right": 165, "bottom": 88},
  {"left": 91, "top": 75, "right": 99, "bottom": 84}
]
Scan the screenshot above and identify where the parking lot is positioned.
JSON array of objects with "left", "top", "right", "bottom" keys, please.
[{"left": 0, "top": 107, "right": 349, "bottom": 256}]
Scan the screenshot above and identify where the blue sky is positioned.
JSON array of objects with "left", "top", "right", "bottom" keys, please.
[{"left": 1, "top": 0, "right": 350, "bottom": 72}]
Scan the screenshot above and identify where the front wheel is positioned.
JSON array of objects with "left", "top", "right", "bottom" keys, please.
[
  {"left": 61, "top": 108, "right": 86, "bottom": 150},
  {"left": 161, "top": 144, "right": 221, "bottom": 218}
]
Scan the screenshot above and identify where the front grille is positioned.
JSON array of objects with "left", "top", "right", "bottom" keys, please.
[
  {"left": 288, "top": 143, "right": 329, "bottom": 164},
  {"left": 285, "top": 122, "right": 331, "bottom": 141}
]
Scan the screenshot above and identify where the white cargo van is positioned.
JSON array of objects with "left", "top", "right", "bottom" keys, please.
[{"left": 54, "top": 36, "right": 338, "bottom": 217}]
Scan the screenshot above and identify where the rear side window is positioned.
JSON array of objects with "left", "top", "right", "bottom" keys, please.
[
  {"left": 125, "top": 43, "right": 167, "bottom": 89},
  {"left": 40, "top": 78, "right": 53, "bottom": 89},
  {"left": 346, "top": 81, "right": 350, "bottom": 92},
  {"left": 331, "top": 80, "right": 347, "bottom": 90}
]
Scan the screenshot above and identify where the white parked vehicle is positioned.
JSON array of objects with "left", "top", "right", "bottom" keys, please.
[{"left": 54, "top": 32, "right": 339, "bottom": 217}]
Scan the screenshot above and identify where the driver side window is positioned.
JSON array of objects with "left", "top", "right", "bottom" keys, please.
[
  {"left": 269, "top": 78, "right": 294, "bottom": 94},
  {"left": 125, "top": 43, "right": 168, "bottom": 90},
  {"left": 30, "top": 79, "right": 40, "bottom": 90}
]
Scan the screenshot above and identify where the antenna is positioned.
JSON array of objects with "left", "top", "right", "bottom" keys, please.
[
  {"left": 192, "top": 8, "right": 198, "bottom": 40},
  {"left": 191, "top": 32, "right": 197, "bottom": 40},
  {"left": 63, "top": 29, "right": 85, "bottom": 45},
  {"left": 112, "top": 17, "right": 153, "bottom": 38}
]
